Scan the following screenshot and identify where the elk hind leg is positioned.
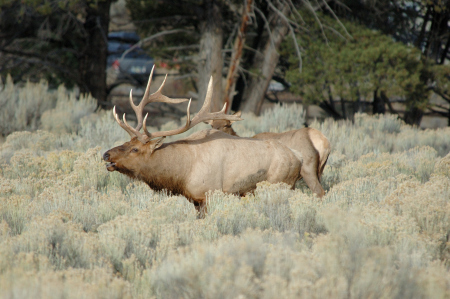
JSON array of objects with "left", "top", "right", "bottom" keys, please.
[
  {"left": 301, "top": 163, "right": 325, "bottom": 198},
  {"left": 318, "top": 155, "right": 329, "bottom": 182},
  {"left": 318, "top": 147, "right": 331, "bottom": 181}
]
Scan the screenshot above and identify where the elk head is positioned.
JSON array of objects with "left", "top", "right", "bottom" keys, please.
[
  {"left": 103, "top": 137, "right": 165, "bottom": 177},
  {"left": 103, "top": 66, "right": 243, "bottom": 178},
  {"left": 204, "top": 111, "right": 241, "bottom": 136}
]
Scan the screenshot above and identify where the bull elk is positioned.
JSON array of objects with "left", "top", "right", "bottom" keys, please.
[
  {"left": 206, "top": 111, "right": 331, "bottom": 197},
  {"left": 103, "top": 67, "right": 303, "bottom": 215}
]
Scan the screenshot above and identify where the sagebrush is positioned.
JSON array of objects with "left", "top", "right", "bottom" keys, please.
[{"left": 0, "top": 83, "right": 449, "bottom": 298}]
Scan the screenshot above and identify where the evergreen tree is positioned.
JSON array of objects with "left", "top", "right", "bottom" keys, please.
[
  {"left": 286, "top": 12, "right": 448, "bottom": 125},
  {"left": 0, "top": 0, "right": 113, "bottom": 104}
]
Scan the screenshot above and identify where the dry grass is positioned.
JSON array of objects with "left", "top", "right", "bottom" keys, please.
[{"left": 0, "top": 83, "right": 449, "bottom": 298}]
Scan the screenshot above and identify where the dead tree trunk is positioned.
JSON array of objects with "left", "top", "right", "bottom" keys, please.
[
  {"left": 197, "top": 0, "right": 223, "bottom": 112},
  {"left": 241, "top": 3, "right": 290, "bottom": 115}
]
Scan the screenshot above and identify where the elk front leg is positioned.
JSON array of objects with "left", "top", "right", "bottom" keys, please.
[{"left": 193, "top": 200, "right": 208, "bottom": 219}]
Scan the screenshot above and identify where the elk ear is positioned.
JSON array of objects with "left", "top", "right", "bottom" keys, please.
[
  {"left": 203, "top": 120, "right": 214, "bottom": 126},
  {"left": 149, "top": 137, "right": 166, "bottom": 152}
]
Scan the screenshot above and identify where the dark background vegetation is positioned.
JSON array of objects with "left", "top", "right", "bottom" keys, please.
[{"left": 0, "top": 0, "right": 449, "bottom": 127}]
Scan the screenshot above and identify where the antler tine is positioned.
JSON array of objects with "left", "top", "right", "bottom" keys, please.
[
  {"left": 128, "top": 65, "right": 189, "bottom": 132},
  {"left": 142, "top": 64, "right": 156, "bottom": 102},
  {"left": 197, "top": 75, "right": 214, "bottom": 114},
  {"left": 114, "top": 72, "right": 242, "bottom": 142},
  {"left": 139, "top": 73, "right": 188, "bottom": 107},
  {"left": 122, "top": 113, "right": 150, "bottom": 143},
  {"left": 187, "top": 76, "right": 243, "bottom": 126},
  {"left": 113, "top": 106, "right": 137, "bottom": 137},
  {"left": 142, "top": 113, "right": 150, "bottom": 137},
  {"left": 144, "top": 77, "right": 242, "bottom": 139},
  {"left": 144, "top": 99, "right": 193, "bottom": 139},
  {"left": 113, "top": 106, "right": 151, "bottom": 143}
]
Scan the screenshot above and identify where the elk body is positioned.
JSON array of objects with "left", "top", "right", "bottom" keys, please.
[
  {"left": 207, "top": 112, "right": 331, "bottom": 197},
  {"left": 103, "top": 67, "right": 303, "bottom": 214}
]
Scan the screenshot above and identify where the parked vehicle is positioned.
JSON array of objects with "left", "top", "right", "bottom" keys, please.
[{"left": 107, "top": 31, "right": 154, "bottom": 85}]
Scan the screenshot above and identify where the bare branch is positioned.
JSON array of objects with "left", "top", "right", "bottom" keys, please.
[
  {"left": 286, "top": 0, "right": 306, "bottom": 25},
  {"left": 120, "top": 29, "right": 194, "bottom": 61},
  {"left": 267, "top": 1, "right": 303, "bottom": 72},
  {"left": 429, "top": 87, "right": 450, "bottom": 103},
  {"left": 427, "top": 107, "right": 449, "bottom": 117},
  {"left": 165, "top": 45, "right": 200, "bottom": 51},
  {"left": 224, "top": 23, "right": 240, "bottom": 51},
  {"left": 269, "top": 0, "right": 296, "bottom": 28},
  {"left": 311, "top": 0, "right": 328, "bottom": 11},
  {"left": 323, "top": 25, "right": 347, "bottom": 41},
  {"left": 322, "top": 0, "right": 353, "bottom": 39},
  {"left": 328, "top": 0, "right": 352, "bottom": 12},
  {"left": 253, "top": 6, "right": 276, "bottom": 50},
  {"left": 429, "top": 103, "right": 450, "bottom": 111},
  {"left": 301, "top": 0, "right": 329, "bottom": 46}
]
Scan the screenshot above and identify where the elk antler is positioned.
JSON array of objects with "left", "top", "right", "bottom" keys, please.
[
  {"left": 113, "top": 65, "right": 189, "bottom": 141},
  {"left": 145, "top": 76, "right": 243, "bottom": 139},
  {"left": 114, "top": 68, "right": 243, "bottom": 143}
]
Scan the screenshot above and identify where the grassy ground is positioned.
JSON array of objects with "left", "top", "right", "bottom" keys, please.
[{"left": 0, "top": 80, "right": 449, "bottom": 298}]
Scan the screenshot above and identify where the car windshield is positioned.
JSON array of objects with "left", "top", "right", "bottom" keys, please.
[
  {"left": 107, "top": 31, "right": 154, "bottom": 82},
  {"left": 107, "top": 41, "right": 151, "bottom": 60},
  {"left": 107, "top": 41, "right": 129, "bottom": 54},
  {"left": 125, "top": 48, "right": 151, "bottom": 59}
]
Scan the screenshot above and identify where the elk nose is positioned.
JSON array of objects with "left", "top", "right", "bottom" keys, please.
[{"left": 103, "top": 152, "right": 110, "bottom": 161}]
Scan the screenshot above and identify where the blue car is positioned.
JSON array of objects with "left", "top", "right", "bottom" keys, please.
[{"left": 107, "top": 31, "right": 154, "bottom": 84}]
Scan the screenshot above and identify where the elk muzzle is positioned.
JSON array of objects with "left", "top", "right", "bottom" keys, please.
[{"left": 103, "top": 151, "right": 116, "bottom": 172}]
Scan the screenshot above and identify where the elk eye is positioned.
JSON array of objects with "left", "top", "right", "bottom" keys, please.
[{"left": 131, "top": 148, "right": 139, "bottom": 153}]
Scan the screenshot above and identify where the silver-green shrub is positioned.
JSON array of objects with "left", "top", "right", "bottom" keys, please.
[
  {"left": 0, "top": 75, "right": 97, "bottom": 137},
  {"left": 1, "top": 100, "right": 450, "bottom": 298},
  {"left": 40, "top": 85, "right": 97, "bottom": 134},
  {"left": 77, "top": 111, "right": 131, "bottom": 152},
  {"left": 230, "top": 103, "right": 306, "bottom": 136},
  {"left": 0, "top": 75, "right": 57, "bottom": 136}
]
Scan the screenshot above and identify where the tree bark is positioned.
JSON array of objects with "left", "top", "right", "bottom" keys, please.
[
  {"left": 414, "top": 5, "right": 431, "bottom": 49},
  {"left": 404, "top": 106, "right": 424, "bottom": 126},
  {"left": 372, "top": 89, "right": 386, "bottom": 114},
  {"left": 241, "top": 3, "right": 290, "bottom": 115},
  {"left": 197, "top": 0, "right": 223, "bottom": 112},
  {"left": 440, "top": 35, "right": 450, "bottom": 65},
  {"left": 231, "top": 2, "right": 269, "bottom": 112},
  {"left": 340, "top": 97, "right": 347, "bottom": 119},
  {"left": 79, "top": 0, "right": 111, "bottom": 105},
  {"left": 380, "top": 91, "right": 399, "bottom": 115},
  {"left": 223, "top": 0, "right": 253, "bottom": 112},
  {"left": 327, "top": 84, "right": 337, "bottom": 111},
  {"left": 319, "top": 101, "right": 342, "bottom": 120}
]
